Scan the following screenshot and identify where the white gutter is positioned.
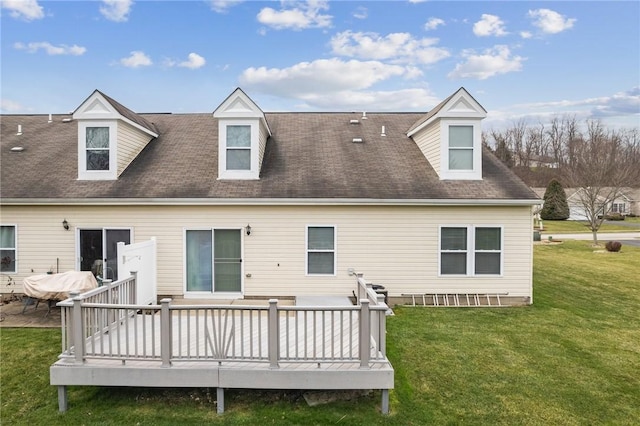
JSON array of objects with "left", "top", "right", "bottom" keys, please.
[{"left": 1, "top": 197, "right": 542, "bottom": 207}]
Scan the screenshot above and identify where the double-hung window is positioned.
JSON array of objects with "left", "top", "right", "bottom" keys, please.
[
  {"left": 440, "top": 226, "right": 502, "bottom": 276},
  {"left": 86, "top": 127, "right": 110, "bottom": 171},
  {"left": 307, "top": 226, "right": 336, "bottom": 275},
  {"left": 78, "top": 121, "right": 117, "bottom": 180},
  {"left": 0, "top": 225, "right": 17, "bottom": 273},
  {"left": 226, "top": 125, "right": 251, "bottom": 171},
  {"left": 448, "top": 125, "right": 474, "bottom": 170}
]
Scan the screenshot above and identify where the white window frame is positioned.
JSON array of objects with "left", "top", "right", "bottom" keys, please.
[
  {"left": 183, "top": 227, "right": 244, "bottom": 298},
  {"left": 218, "top": 120, "right": 260, "bottom": 180},
  {"left": 78, "top": 120, "right": 117, "bottom": 180},
  {"left": 440, "top": 119, "right": 483, "bottom": 180},
  {"left": 611, "top": 203, "right": 626, "bottom": 214},
  {"left": 0, "top": 224, "right": 17, "bottom": 274},
  {"left": 439, "top": 225, "right": 503, "bottom": 277},
  {"left": 306, "top": 225, "right": 337, "bottom": 276}
]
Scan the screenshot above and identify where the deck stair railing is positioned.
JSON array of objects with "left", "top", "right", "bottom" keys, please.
[{"left": 56, "top": 273, "right": 388, "bottom": 369}]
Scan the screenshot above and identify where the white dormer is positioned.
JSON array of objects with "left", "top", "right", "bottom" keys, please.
[
  {"left": 213, "top": 88, "right": 271, "bottom": 180},
  {"left": 73, "top": 90, "right": 158, "bottom": 180},
  {"left": 407, "top": 88, "right": 487, "bottom": 180}
]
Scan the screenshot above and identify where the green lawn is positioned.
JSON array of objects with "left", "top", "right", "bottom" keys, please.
[
  {"left": 2, "top": 241, "right": 639, "bottom": 425},
  {"left": 540, "top": 217, "right": 640, "bottom": 233}
]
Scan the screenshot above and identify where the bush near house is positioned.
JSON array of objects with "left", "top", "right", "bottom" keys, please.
[{"left": 605, "top": 241, "right": 622, "bottom": 252}]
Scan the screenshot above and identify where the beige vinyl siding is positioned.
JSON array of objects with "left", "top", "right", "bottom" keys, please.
[
  {"left": 117, "top": 121, "right": 154, "bottom": 176},
  {"left": 411, "top": 119, "right": 440, "bottom": 176},
  {"left": 1, "top": 205, "right": 533, "bottom": 300},
  {"left": 258, "top": 121, "right": 268, "bottom": 173}
]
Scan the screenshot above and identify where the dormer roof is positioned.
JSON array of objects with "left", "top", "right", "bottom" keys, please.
[
  {"left": 73, "top": 90, "right": 159, "bottom": 137},
  {"left": 406, "top": 87, "right": 487, "bottom": 137},
  {"left": 213, "top": 87, "right": 271, "bottom": 136}
]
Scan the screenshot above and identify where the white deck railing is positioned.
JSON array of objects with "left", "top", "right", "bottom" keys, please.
[{"left": 56, "top": 273, "right": 388, "bottom": 369}]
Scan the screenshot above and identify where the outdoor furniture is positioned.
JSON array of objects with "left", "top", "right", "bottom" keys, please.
[{"left": 22, "top": 271, "right": 98, "bottom": 317}]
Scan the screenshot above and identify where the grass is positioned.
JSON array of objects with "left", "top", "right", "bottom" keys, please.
[
  {"left": 2, "top": 241, "right": 639, "bottom": 425},
  {"left": 540, "top": 217, "right": 640, "bottom": 233}
]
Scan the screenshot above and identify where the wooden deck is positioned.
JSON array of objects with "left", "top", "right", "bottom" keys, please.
[{"left": 50, "top": 274, "right": 393, "bottom": 414}]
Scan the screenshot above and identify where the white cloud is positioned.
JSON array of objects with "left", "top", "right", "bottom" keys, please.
[
  {"left": 330, "top": 31, "right": 449, "bottom": 65},
  {"left": 178, "top": 53, "right": 206, "bottom": 69},
  {"left": 448, "top": 45, "right": 524, "bottom": 80},
  {"left": 353, "top": 6, "right": 367, "bottom": 20},
  {"left": 520, "top": 31, "right": 533, "bottom": 39},
  {"left": 208, "top": 0, "right": 243, "bottom": 13},
  {"left": 100, "top": 0, "right": 133, "bottom": 22},
  {"left": 516, "top": 87, "right": 640, "bottom": 117},
  {"left": 120, "top": 51, "right": 152, "bottom": 68},
  {"left": 528, "top": 9, "right": 576, "bottom": 34},
  {"left": 1, "top": 0, "right": 44, "bottom": 21},
  {"left": 0, "top": 98, "right": 26, "bottom": 113},
  {"left": 424, "top": 17, "right": 445, "bottom": 31},
  {"left": 257, "top": 0, "right": 332, "bottom": 30},
  {"left": 291, "top": 88, "right": 441, "bottom": 111},
  {"left": 240, "top": 58, "right": 409, "bottom": 96},
  {"left": 473, "top": 14, "right": 508, "bottom": 37},
  {"left": 14, "top": 41, "right": 86, "bottom": 56}
]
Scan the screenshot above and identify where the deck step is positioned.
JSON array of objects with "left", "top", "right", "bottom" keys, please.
[{"left": 401, "top": 293, "right": 508, "bottom": 307}]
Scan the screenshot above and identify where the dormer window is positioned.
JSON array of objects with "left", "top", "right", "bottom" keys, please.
[
  {"left": 78, "top": 121, "right": 117, "bottom": 180},
  {"left": 448, "top": 125, "right": 473, "bottom": 170},
  {"left": 73, "top": 90, "right": 158, "bottom": 181},
  {"left": 213, "top": 88, "right": 271, "bottom": 181},
  {"left": 86, "top": 127, "right": 110, "bottom": 170},
  {"left": 440, "top": 119, "right": 482, "bottom": 180},
  {"left": 226, "top": 125, "right": 251, "bottom": 171},
  {"left": 406, "top": 87, "right": 486, "bottom": 181}
]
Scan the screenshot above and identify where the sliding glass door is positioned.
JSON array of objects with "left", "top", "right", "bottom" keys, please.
[{"left": 186, "top": 229, "right": 242, "bottom": 294}]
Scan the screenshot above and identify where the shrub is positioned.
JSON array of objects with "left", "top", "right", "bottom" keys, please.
[
  {"left": 540, "top": 179, "right": 570, "bottom": 220},
  {"left": 605, "top": 241, "right": 622, "bottom": 252},
  {"left": 604, "top": 213, "right": 625, "bottom": 221}
]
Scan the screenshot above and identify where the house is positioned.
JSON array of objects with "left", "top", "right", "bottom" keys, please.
[
  {"left": 534, "top": 187, "right": 640, "bottom": 221},
  {"left": 1, "top": 87, "right": 540, "bottom": 306}
]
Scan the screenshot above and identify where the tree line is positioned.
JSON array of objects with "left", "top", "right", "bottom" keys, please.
[{"left": 484, "top": 117, "right": 640, "bottom": 244}]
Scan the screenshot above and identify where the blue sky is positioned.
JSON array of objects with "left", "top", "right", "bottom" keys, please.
[{"left": 1, "top": 1, "right": 639, "bottom": 130}]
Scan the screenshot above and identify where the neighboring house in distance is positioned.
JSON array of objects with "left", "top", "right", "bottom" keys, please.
[
  {"left": 1, "top": 87, "right": 540, "bottom": 305},
  {"left": 533, "top": 187, "right": 640, "bottom": 220}
]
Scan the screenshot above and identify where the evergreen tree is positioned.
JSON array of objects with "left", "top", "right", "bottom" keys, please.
[{"left": 541, "top": 179, "right": 570, "bottom": 220}]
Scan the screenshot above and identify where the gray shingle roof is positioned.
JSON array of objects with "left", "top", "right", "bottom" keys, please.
[{"left": 1, "top": 111, "right": 538, "bottom": 202}]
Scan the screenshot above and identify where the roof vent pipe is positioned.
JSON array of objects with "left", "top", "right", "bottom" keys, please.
[
  {"left": 350, "top": 119, "right": 359, "bottom": 124},
  {"left": 361, "top": 111, "right": 367, "bottom": 119},
  {"left": 381, "top": 126, "right": 386, "bottom": 137},
  {"left": 16, "top": 125, "right": 22, "bottom": 135},
  {"left": 48, "top": 113, "right": 52, "bottom": 123}
]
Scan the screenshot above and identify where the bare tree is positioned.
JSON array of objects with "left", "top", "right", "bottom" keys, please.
[{"left": 562, "top": 120, "right": 640, "bottom": 245}]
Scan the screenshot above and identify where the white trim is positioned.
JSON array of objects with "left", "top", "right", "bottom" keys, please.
[
  {"left": 77, "top": 121, "right": 118, "bottom": 180},
  {"left": 407, "top": 88, "right": 486, "bottom": 138},
  {"left": 217, "top": 119, "right": 260, "bottom": 180},
  {"left": 305, "top": 225, "right": 337, "bottom": 277},
  {"left": 438, "top": 225, "right": 503, "bottom": 277},
  {"left": 2, "top": 198, "right": 543, "bottom": 207},
  {"left": 0, "top": 224, "right": 18, "bottom": 274},
  {"left": 440, "top": 119, "right": 483, "bottom": 180}
]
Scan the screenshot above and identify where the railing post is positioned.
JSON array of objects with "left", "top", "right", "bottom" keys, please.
[
  {"left": 379, "top": 308, "right": 387, "bottom": 358},
  {"left": 356, "top": 273, "right": 365, "bottom": 303},
  {"left": 161, "top": 298, "right": 172, "bottom": 367},
  {"left": 359, "top": 299, "right": 370, "bottom": 368},
  {"left": 130, "top": 271, "right": 138, "bottom": 304},
  {"left": 268, "top": 299, "right": 279, "bottom": 369},
  {"left": 71, "top": 291, "right": 85, "bottom": 365}
]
